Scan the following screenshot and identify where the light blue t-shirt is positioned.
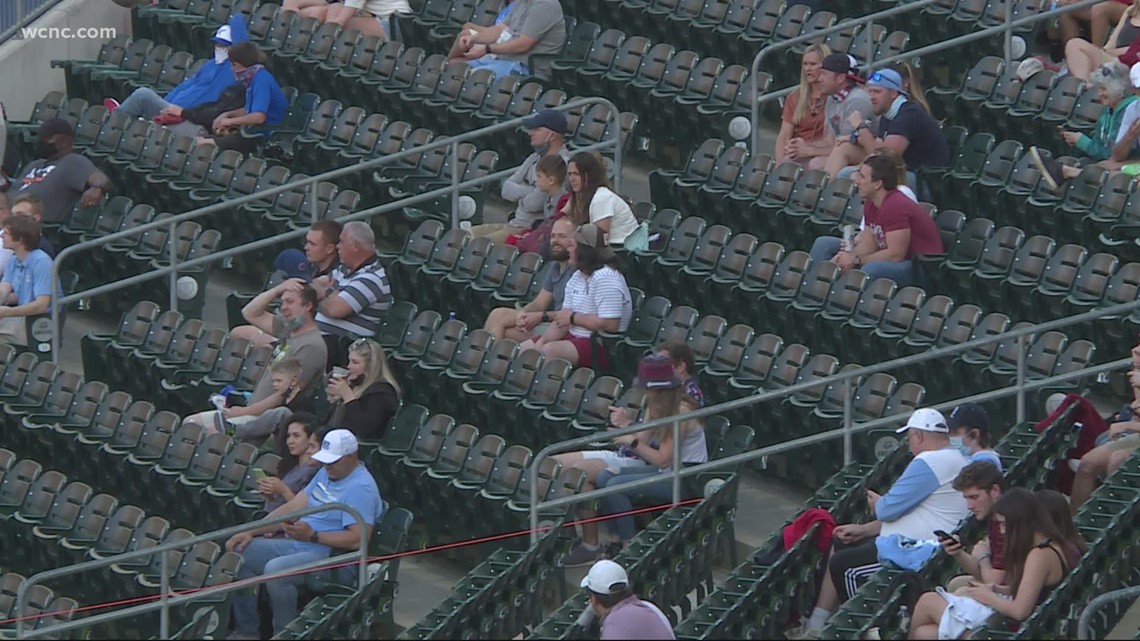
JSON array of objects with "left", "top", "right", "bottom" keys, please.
[
  {"left": 2, "top": 249, "right": 53, "bottom": 306},
  {"left": 969, "top": 449, "right": 1004, "bottom": 473},
  {"left": 292, "top": 463, "right": 383, "bottom": 554}
]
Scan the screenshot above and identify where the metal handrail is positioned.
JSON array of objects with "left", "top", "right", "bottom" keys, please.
[
  {"left": 1078, "top": 585, "right": 1140, "bottom": 639},
  {"left": 749, "top": 0, "right": 1111, "bottom": 152},
  {"left": 46, "top": 96, "right": 623, "bottom": 361},
  {"left": 747, "top": 0, "right": 942, "bottom": 152},
  {"left": 16, "top": 501, "right": 370, "bottom": 639},
  {"left": 0, "top": 0, "right": 63, "bottom": 44},
  {"left": 527, "top": 295, "right": 1140, "bottom": 542}
]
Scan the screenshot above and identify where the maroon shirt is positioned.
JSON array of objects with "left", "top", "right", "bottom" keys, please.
[
  {"left": 987, "top": 518, "right": 1006, "bottom": 571},
  {"left": 862, "top": 189, "right": 944, "bottom": 259}
]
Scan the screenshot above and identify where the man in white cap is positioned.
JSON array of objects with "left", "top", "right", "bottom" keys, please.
[
  {"left": 787, "top": 408, "right": 969, "bottom": 639},
  {"left": 580, "top": 559, "right": 674, "bottom": 640},
  {"left": 226, "top": 429, "right": 383, "bottom": 639}
]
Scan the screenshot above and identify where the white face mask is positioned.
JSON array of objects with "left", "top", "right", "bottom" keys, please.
[{"left": 214, "top": 47, "right": 229, "bottom": 64}]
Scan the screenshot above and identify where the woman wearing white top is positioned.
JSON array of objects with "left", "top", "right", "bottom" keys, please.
[{"left": 562, "top": 151, "right": 639, "bottom": 246}]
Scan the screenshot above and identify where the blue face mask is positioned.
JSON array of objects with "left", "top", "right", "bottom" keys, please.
[
  {"left": 885, "top": 94, "right": 907, "bottom": 119},
  {"left": 949, "top": 436, "right": 972, "bottom": 458}
]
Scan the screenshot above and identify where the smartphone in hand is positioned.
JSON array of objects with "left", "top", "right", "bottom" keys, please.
[{"left": 934, "top": 530, "right": 961, "bottom": 546}]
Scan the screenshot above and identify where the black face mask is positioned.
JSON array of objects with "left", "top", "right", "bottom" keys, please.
[{"left": 34, "top": 138, "right": 58, "bottom": 159}]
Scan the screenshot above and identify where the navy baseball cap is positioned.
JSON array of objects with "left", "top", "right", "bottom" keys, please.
[
  {"left": 273, "top": 248, "right": 312, "bottom": 281},
  {"left": 522, "top": 109, "right": 568, "bottom": 135},
  {"left": 947, "top": 403, "right": 990, "bottom": 433}
]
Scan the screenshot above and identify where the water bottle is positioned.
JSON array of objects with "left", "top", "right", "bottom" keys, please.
[
  {"left": 1049, "top": 0, "right": 1060, "bottom": 28},
  {"left": 448, "top": 312, "right": 457, "bottom": 322},
  {"left": 209, "top": 394, "right": 227, "bottom": 411},
  {"left": 842, "top": 224, "right": 856, "bottom": 253}
]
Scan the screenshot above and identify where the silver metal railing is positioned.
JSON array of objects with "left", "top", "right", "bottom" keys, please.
[
  {"left": 749, "top": 0, "right": 1113, "bottom": 153},
  {"left": 1078, "top": 585, "right": 1140, "bottom": 639},
  {"left": 46, "top": 97, "right": 624, "bottom": 362},
  {"left": 528, "top": 297, "right": 1140, "bottom": 542},
  {"left": 747, "top": 0, "right": 942, "bottom": 152},
  {"left": 0, "top": 0, "right": 62, "bottom": 44},
  {"left": 15, "top": 502, "right": 370, "bottom": 639}
]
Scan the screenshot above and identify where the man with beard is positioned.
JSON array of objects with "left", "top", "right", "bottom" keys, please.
[
  {"left": 468, "top": 109, "right": 570, "bottom": 243},
  {"left": 5, "top": 119, "right": 111, "bottom": 224},
  {"left": 482, "top": 216, "right": 577, "bottom": 342}
]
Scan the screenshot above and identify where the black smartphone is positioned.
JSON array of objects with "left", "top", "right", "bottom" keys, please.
[
  {"left": 934, "top": 530, "right": 960, "bottom": 546},
  {"left": 226, "top": 392, "right": 248, "bottom": 407}
]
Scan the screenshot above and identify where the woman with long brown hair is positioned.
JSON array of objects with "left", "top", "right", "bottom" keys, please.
[
  {"left": 558, "top": 353, "right": 706, "bottom": 566},
  {"left": 560, "top": 151, "right": 639, "bottom": 245},
  {"left": 907, "top": 488, "right": 1073, "bottom": 639}
]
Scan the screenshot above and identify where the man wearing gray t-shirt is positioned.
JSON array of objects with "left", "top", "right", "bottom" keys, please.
[
  {"left": 6, "top": 119, "right": 111, "bottom": 224},
  {"left": 482, "top": 217, "right": 576, "bottom": 342},
  {"left": 792, "top": 53, "right": 873, "bottom": 180},
  {"left": 449, "top": 0, "right": 566, "bottom": 80}
]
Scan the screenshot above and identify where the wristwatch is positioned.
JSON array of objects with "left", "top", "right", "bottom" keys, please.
[
  {"left": 309, "top": 531, "right": 320, "bottom": 544},
  {"left": 854, "top": 255, "right": 862, "bottom": 268},
  {"left": 570, "top": 312, "right": 578, "bottom": 325}
]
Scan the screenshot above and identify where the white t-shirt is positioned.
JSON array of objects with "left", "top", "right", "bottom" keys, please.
[
  {"left": 561, "top": 266, "right": 633, "bottom": 339},
  {"left": 589, "top": 187, "right": 639, "bottom": 246},
  {"left": 345, "top": 0, "right": 411, "bottom": 18},
  {"left": 1117, "top": 100, "right": 1140, "bottom": 149}
]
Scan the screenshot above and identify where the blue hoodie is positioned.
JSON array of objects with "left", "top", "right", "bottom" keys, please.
[{"left": 164, "top": 15, "right": 248, "bottom": 108}]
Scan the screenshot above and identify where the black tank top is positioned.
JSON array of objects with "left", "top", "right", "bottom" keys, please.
[{"left": 1033, "top": 539, "right": 1070, "bottom": 605}]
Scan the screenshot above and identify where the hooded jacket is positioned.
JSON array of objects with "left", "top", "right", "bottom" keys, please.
[{"left": 163, "top": 14, "right": 248, "bottom": 108}]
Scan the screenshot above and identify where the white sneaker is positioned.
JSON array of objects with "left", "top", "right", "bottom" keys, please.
[{"left": 864, "top": 627, "right": 882, "bottom": 641}]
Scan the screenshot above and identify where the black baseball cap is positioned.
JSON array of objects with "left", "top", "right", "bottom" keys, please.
[
  {"left": 821, "top": 53, "right": 859, "bottom": 77},
  {"left": 36, "top": 118, "right": 73, "bottom": 139}
]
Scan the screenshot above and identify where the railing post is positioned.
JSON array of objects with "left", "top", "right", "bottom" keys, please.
[
  {"left": 310, "top": 180, "right": 319, "bottom": 224},
  {"left": 866, "top": 20, "right": 874, "bottom": 68},
  {"left": 450, "top": 141, "right": 460, "bottom": 230},
  {"left": 1004, "top": 0, "right": 1014, "bottom": 68},
  {"left": 159, "top": 547, "right": 171, "bottom": 639},
  {"left": 528, "top": 459, "right": 540, "bottom": 546},
  {"left": 168, "top": 219, "right": 179, "bottom": 313},
  {"left": 1016, "top": 334, "right": 1029, "bottom": 424},
  {"left": 672, "top": 419, "right": 681, "bottom": 505},
  {"left": 842, "top": 378, "right": 853, "bottom": 464},
  {"left": 611, "top": 110, "right": 624, "bottom": 195}
]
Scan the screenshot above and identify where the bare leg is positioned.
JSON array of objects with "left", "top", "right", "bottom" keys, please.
[
  {"left": 283, "top": 0, "right": 326, "bottom": 14},
  {"left": 1098, "top": 159, "right": 1128, "bottom": 171},
  {"left": 908, "top": 592, "right": 949, "bottom": 640},
  {"left": 483, "top": 307, "right": 520, "bottom": 340},
  {"left": 1071, "top": 444, "right": 1114, "bottom": 514},
  {"left": 1065, "top": 37, "right": 1108, "bottom": 81},
  {"left": 1107, "top": 446, "right": 1138, "bottom": 476},
  {"left": 344, "top": 15, "right": 388, "bottom": 39},
  {"left": 300, "top": 4, "right": 329, "bottom": 20},
  {"left": 823, "top": 143, "right": 867, "bottom": 180},
  {"left": 1058, "top": 7, "right": 1091, "bottom": 46},
  {"left": 554, "top": 454, "right": 611, "bottom": 546},
  {"left": 540, "top": 340, "right": 582, "bottom": 366},
  {"left": 808, "top": 154, "right": 830, "bottom": 172},
  {"left": 1091, "top": 1, "right": 1127, "bottom": 47}
]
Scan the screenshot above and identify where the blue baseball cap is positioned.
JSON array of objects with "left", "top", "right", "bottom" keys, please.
[
  {"left": 273, "top": 248, "right": 312, "bottom": 281},
  {"left": 867, "top": 69, "right": 908, "bottom": 95}
]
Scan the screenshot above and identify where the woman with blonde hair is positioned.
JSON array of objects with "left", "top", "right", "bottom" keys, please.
[
  {"left": 560, "top": 353, "right": 706, "bottom": 566},
  {"left": 891, "top": 60, "right": 931, "bottom": 114},
  {"left": 323, "top": 338, "right": 401, "bottom": 441},
  {"left": 1064, "top": 0, "right": 1140, "bottom": 80},
  {"left": 777, "top": 43, "right": 831, "bottom": 165}
]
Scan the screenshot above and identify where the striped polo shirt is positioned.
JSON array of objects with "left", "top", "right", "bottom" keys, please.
[{"left": 316, "top": 256, "right": 392, "bottom": 338}]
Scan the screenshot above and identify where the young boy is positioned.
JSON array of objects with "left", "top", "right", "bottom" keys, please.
[
  {"left": 185, "top": 358, "right": 314, "bottom": 443},
  {"left": 534, "top": 153, "right": 568, "bottom": 220}
]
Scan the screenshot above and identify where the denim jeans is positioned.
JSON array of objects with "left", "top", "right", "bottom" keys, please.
[
  {"left": 118, "top": 87, "right": 172, "bottom": 120},
  {"left": 808, "top": 236, "right": 914, "bottom": 285},
  {"left": 230, "top": 537, "right": 330, "bottom": 636},
  {"left": 467, "top": 57, "right": 529, "bottom": 77},
  {"left": 596, "top": 464, "right": 678, "bottom": 543}
]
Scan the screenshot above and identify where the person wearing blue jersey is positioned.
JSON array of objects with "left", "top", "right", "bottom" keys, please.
[
  {"left": 105, "top": 15, "right": 247, "bottom": 120},
  {"left": 196, "top": 41, "right": 288, "bottom": 153}
]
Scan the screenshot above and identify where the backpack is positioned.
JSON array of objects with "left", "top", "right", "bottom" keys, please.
[{"left": 621, "top": 221, "right": 651, "bottom": 252}]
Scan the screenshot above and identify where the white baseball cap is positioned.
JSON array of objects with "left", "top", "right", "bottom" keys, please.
[
  {"left": 213, "top": 25, "right": 233, "bottom": 45},
  {"left": 312, "top": 429, "right": 359, "bottom": 464},
  {"left": 1130, "top": 62, "right": 1140, "bottom": 89},
  {"left": 895, "top": 408, "right": 949, "bottom": 434},
  {"left": 580, "top": 560, "right": 629, "bottom": 595}
]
